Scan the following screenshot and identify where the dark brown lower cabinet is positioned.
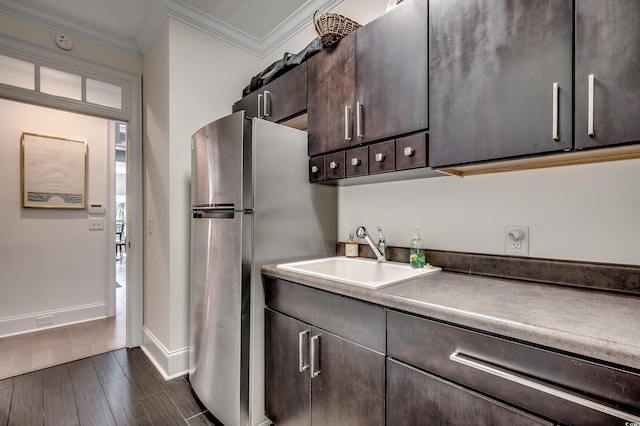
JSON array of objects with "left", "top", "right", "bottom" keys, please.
[
  {"left": 386, "top": 359, "right": 552, "bottom": 426},
  {"left": 265, "top": 308, "right": 385, "bottom": 426}
]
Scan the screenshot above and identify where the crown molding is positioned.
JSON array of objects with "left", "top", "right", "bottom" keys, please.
[
  {"left": 0, "top": 0, "right": 343, "bottom": 58},
  {"left": 165, "top": 0, "right": 343, "bottom": 57}
]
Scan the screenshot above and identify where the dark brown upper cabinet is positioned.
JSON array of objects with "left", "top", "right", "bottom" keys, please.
[
  {"left": 308, "top": 0, "right": 428, "bottom": 157},
  {"left": 307, "top": 34, "right": 357, "bottom": 157},
  {"left": 233, "top": 62, "right": 306, "bottom": 124},
  {"left": 355, "top": 0, "right": 428, "bottom": 145},
  {"left": 429, "top": 0, "right": 573, "bottom": 168},
  {"left": 575, "top": 1, "right": 640, "bottom": 149}
]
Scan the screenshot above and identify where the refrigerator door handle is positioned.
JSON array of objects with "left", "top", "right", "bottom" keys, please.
[{"left": 193, "top": 209, "right": 236, "bottom": 219}]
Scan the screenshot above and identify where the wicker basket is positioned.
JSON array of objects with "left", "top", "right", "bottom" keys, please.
[{"left": 313, "top": 10, "right": 362, "bottom": 47}]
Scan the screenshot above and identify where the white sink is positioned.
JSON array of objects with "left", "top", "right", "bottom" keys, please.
[{"left": 277, "top": 256, "right": 441, "bottom": 289}]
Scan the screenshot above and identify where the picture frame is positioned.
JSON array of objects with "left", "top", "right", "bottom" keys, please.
[{"left": 21, "top": 132, "right": 87, "bottom": 209}]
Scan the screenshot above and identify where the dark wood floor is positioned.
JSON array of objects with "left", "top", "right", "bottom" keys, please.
[{"left": 0, "top": 347, "right": 221, "bottom": 426}]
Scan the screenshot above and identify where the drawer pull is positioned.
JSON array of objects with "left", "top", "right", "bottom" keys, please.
[
  {"left": 310, "top": 335, "right": 321, "bottom": 378},
  {"left": 329, "top": 161, "right": 338, "bottom": 170},
  {"left": 552, "top": 82, "right": 559, "bottom": 141},
  {"left": 351, "top": 157, "right": 361, "bottom": 166},
  {"left": 298, "top": 330, "right": 309, "bottom": 372},
  {"left": 588, "top": 74, "right": 595, "bottom": 137},
  {"left": 311, "top": 165, "right": 319, "bottom": 174},
  {"left": 403, "top": 147, "right": 415, "bottom": 157},
  {"left": 450, "top": 351, "right": 640, "bottom": 423},
  {"left": 374, "top": 153, "right": 385, "bottom": 162}
]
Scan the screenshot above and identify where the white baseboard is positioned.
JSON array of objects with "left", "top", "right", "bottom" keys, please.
[
  {"left": 141, "top": 326, "right": 189, "bottom": 380},
  {"left": 0, "top": 303, "right": 107, "bottom": 338}
]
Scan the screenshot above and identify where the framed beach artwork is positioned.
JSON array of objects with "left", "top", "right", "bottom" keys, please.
[{"left": 21, "top": 132, "right": 87, "bottom": 209}]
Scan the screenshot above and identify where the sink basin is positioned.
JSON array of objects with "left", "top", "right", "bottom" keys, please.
[{"left": 277, "top": 256, "right": 441, "bottom": 289}]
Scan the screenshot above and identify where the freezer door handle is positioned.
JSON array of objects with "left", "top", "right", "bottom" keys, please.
[
  {"left": 298, "top": 330, "right": 309, "bottom": 372},
  {"left": 193, "top": 210, "right": 236, "bottom": 219}
]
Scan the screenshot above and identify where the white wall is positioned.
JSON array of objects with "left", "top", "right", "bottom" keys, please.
[
  {"left": 339, "top": 159, "right": 640, "bottom": 266},
  {"left": 0, "top": 98, "right": 111, "bottom": 336},
  {"left": 141, "top": 18, "right": 264, "bottom": 375},
  {"left": 138, "top": 1, "right": 390, "bottom": 376}
]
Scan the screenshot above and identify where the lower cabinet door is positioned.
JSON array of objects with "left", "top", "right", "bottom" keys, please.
[
  {"left": 265, "top": 309, "right": 311, "bottom": 426},
  {"left": 311, "top": 329, "right": 385, "bottom": 426},
  {"left": 386, "top": 359, "right": 553, "bottom": 426}
]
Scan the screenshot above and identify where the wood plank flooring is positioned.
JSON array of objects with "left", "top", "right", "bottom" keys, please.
[
  {"left": 0, "top": 258, "right": 127, "bottom": 381},
  {"left": 0, "top": 348, "right": 220, "bottom": 426}
]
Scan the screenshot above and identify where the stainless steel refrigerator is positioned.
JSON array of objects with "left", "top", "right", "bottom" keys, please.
[{"left": 189, "top": 111, "right": 337, "bottom": 426}]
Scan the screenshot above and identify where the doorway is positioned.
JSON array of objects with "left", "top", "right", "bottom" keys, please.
[{"left": 115, "top": 121, "right": 127, "bottom": 344}]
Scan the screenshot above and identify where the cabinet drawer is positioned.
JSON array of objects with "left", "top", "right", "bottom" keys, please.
[
  {"left": 368, "top": 140, "right": 395, "bottom": 174},
  {"left": 387, "top": 359, "right": 552, "bottom": 426},
  {"left": 345, "top": 146, "right": 369, "bottom": 177},
  {"left": 325, "top": 151, "right": 345, "bottom": 180},
  {"left": 309, "top": 156, "right": 325, "bottom": 183},
  {"left": 395, "top": 133, "right": 427, "bottom": 170},
  {"left": 264, "top": 277, "right": 386, "bottom": 353},
  {"left": 387, "top": 311, "right": 640, "bottom": 425}
]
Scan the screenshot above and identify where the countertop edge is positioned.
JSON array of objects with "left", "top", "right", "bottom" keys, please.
[{"left": 261, "top": 264, "right": 640, "bottom": 372}]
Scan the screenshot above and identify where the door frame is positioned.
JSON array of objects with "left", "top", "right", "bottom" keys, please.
[{"left": 0, "top": 35, "right": 143, "bottom": 347}]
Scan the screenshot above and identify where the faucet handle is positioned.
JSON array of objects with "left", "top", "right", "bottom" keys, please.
[{"left": 376, "top": 226, "right": 386, "bottom": 243}]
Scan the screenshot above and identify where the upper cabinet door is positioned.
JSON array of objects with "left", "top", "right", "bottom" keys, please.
[
  {"left": 262, "top": 62, "right": 307, "bottom": 123},
  {"left": 356, "top": 0, "right": 428, "bottom": 144},
  {"left": 429, "top": 0, "right": 573, "bottom": 168},
  {"left": 307, "top": 34, "right": 357, "bottom": 157},
  {"left": 575, "top": 1, "right": 640, "bottom": 149}
]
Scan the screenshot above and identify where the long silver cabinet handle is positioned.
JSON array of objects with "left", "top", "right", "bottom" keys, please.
[
  {"left": 257, "top": 93, "right": 263, "bottom": 119},
  {"left": 263, "top": 90, "right": 271, "bottom": 118},
  {"left": 588, "top": 74, "right": 595, "bottom": 137},
  {"left": 344, "top": 106, "right": 352, "bottom": 141},
  {"left": 356, "top": 101, "right": 364, "bottom": 138},
  {"left": 552, "top": 82, "right": 559, "bottom": 141},
  {"left": 298, "top": 330, "right": 309, "bottom": 372},
  {"left": 450, "top": 351, "right": 640, "bottom": 423},
  {"left": 310, "top": 335, "right": 321, "bottom": 378}
]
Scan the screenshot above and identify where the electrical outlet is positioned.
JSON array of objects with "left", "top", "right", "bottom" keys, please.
[
  {"left": 505, "top": 226, "right": 529, "bottom": 256},
  {"left": 89, "top": 218, "right": 104, "bottom": 230},
  {"left": 36, "top": 315, "right": 53, "bottom": 327}
]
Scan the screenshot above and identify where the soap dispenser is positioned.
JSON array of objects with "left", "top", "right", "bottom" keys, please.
[
  {"left": 345, "top": 230, "right": 358, "bottom": 258},
  {"left": 409, "top": 228, "right": 426, "bottom": 269}
]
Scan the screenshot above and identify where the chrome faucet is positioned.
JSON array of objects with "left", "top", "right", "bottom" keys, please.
[{"left": 355, "top": 226, "right": 386, "bottom": 262}]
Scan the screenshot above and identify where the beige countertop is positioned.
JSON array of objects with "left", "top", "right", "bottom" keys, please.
[{"left": 261, "top": 263, "right": 640, "bottom": 371}]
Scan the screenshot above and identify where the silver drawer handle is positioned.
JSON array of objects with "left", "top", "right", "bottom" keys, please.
[
  {"left": 310, "top": 335, "right": 321, "bottom": 378},
  {"left": 311, "top": 165, "right": 319, "bottom": 174},
  {"left": 298, "top": 330, "right": 309, "bottom": 372},
  {"left": 374, "top": 153, "right": 385, "bottom": 162},
  {"left": 329, "top": 161, "right": 338, "bottom": 169},
  {"left": 588, "top": 74, "right": 595, "bottom": 137},
  {"left": 450, "top": 351, "right": 640, "bottom": 423},
  {"left": 403, "top": 147, "right": 415, "bottom": 157},
  {"left": 351, "top": 157, "right": 360, "bottom": 166},
  {"left": 552, "top": 82, "right": 559, "bottom": 141}
]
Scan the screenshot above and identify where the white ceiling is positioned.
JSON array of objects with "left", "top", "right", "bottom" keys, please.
[{"left": 0, "top": 0, "right": 342, "bottom": 57}]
